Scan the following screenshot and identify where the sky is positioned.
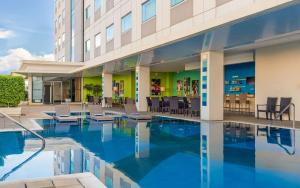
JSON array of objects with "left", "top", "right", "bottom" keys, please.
[{"left": 0, "top": 0, "right": 54, "bottom": 74}]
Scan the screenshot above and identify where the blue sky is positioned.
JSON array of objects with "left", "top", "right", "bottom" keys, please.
[{"left": 0, "top": 0, "right": 54, "bottom": 74}]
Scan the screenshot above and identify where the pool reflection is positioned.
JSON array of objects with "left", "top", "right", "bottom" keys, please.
[{"left": 0, "top": 117, "right": 299, "bottom": 188}]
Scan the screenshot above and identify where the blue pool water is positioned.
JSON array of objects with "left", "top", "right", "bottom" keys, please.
[{"left": 0, "top": 117, "right": 299, "bottom": 188}]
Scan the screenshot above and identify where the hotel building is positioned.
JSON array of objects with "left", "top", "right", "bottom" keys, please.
[{"left": 16, "top": 0, "right": 300, "bottom": 121}]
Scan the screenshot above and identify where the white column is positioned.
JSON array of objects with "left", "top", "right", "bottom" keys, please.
[
  {"left": 102, "top": 72, "right": 113, "bottom": 107},
  {"left": 200, "top": 51, "right": 224, "bottom": 120},
  {"left": 135, "top": 66, "right": 150, "bottom": 112}
]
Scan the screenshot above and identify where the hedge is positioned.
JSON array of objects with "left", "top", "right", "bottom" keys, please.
[{"left": 0, "top": 75, "right": 25, "bottom": 107}]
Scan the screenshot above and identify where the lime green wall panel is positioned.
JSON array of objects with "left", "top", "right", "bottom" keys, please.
[
  {"left": 150, "top": 72, "right": 174, "bottom": 96},
  {"left": 113, "top": 72, "right": 135, "bottom": 99},
  {"left": 172, "top": 70, "right": 201, "bottom": 96},
  {"left": 83, "top": 76, "right": 102, "bottom": 102}
]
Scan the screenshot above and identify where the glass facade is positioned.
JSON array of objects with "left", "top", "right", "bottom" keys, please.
[
  {"left": 142, "top": 0, "right": 156, "bottom": 22},
  {"left": 121, "top": 12, "right": 132, "bottom": 33},
  {"left": 171, "top": 0, "right": 184, "bottom": 7},
  {"left": 106, "top": 24, "right": 114, "bottom": 41},
  {"left": 95, "top": 0, "right": 101, "bottom": 11},
  {"left": 95, "top": 33, "right": 101, "bottom": 47},
  {"left": 32, "top": 77, "right": 43, "bottom": 103}
]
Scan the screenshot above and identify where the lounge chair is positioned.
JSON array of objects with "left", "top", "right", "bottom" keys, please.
[
  {"left": 54, "top": 105, "right": 79, "bottom": 122},
  {"left": 257, "top": 97, "right": 278, "bottom": 120},
  {"left": 88, "top": 105, "right": 114, "bottom": 121},
  {"left": 124, "top": 104, "right": 152, "bottom": 120}
]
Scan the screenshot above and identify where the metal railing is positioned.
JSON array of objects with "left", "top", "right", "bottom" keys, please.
[
  {"left": 0, "top": 112, "right": 46, "bottom": 147},
  {"left": 271, "top": 103, "right": 295, "bottom": 129},
  {"left": 0, "top": 112, "right": 46, "bottom": 181}
]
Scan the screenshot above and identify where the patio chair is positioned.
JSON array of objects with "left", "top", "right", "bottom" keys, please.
[
  {"left": 54, "top": 105, "right": 79, "bottom": 122},
  {"left": 257, "top": 97, "right": 278, "bottom": 120},
  {"left": 93, "top": 96, "right": 100, "bottom": 105},
  {"left": 146, "top": 97, "right": 152, "bottom": 112},
  {"left": 104, "top": 97, "right": 113, "bottom": 108},
  {"left": 88, "top": 105, "right": 113, "bottom": 121},
  {"left": 170, "top": 97, "right": 179, "bottom": 114},
  {"left": 126, "top": 98, "right": 135, "bottom": 105},
  {"left": 151, "top": 97, "right": 161, "bottom": 112},
  {"left": 224, "top": 95, "right": 230, "bottom": 111},
  {"left": 276, "top": 97, "right": 292, "bottom": 121},
  {"left": 237, "top": 93, "right": 250, "bottom": 114},
  {"left": 229, "top": 94, "right": 237, "bottom": 112},
  {"left": 124, "top": 104, "right": 152, "bottom": 120},
  {"left": 162, "top": 97, "right": 170, "bottom": 113},
  {"left": 190, "top": 97, "right": 200, "bottom": 117},
  {"left": 182, "top": 97, "right": 190, "bottom": 115}
]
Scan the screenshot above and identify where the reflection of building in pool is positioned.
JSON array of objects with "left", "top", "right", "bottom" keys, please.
[
  {"left": 200, "top": 122, "right": 224, "bottom": 188},
  {"left": 53, "top": 148, "right": 139, "bottom": 188},
  {"left": 135, "top": 121, "right": 150, "bottom": 158},
  {"left": 255, "top": 127, "right": 300, "bottom": 176}
]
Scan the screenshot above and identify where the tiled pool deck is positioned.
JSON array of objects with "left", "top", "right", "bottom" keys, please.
[{"left": 1, "top": 104, "right": 299, "bottom": 132}]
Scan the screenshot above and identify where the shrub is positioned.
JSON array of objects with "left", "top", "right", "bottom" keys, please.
[{"left": 0, "top": 75, "right": 25, "bottom": 107}]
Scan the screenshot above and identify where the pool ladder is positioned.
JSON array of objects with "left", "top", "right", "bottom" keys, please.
[
  {"left": 270, "top": 103, "right": 296, "bottom": 129},
  {"left": 0, "top": 112, "right": 46, "bottom": 181}
]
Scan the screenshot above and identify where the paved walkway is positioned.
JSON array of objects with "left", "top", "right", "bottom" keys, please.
[{"left": 0, "top": 173, "right": 106, "bottom": 188}]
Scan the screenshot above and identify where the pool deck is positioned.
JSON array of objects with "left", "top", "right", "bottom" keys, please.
[
  {"left": 0, "top": 172, "right": 106, "bottom": 188},
  {"left": 1, "top": 104, "right": 299, "bottom": 132}
]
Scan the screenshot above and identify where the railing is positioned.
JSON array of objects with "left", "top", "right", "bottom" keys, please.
[
  {"left": 271, "top": 103, "right": 296, "bottom": 129},
  {"left": 0, "top": 112, "right": 46, "bottom": 181},
  {"left": 0, "top": 112, "right": 46, "bottom": 147}
]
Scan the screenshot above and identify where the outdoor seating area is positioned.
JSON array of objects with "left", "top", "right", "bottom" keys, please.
[{"left": 146, "top": 96, "right": 201, "bottom": 117}]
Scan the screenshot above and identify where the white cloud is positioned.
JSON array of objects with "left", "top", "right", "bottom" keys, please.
[
  {"left": 0, "top": 29, "right": 15, "bottom": 39},
  {"left": 0, "top": 48, "right": 54, "bottom": 74}
]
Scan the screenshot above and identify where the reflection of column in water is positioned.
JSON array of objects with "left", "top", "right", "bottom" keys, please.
[
  {"left": 135, "top": 121, "right": 150, "bottom": 158},
  {"left": 71, "top": 149, "right": 84, "bottom": 173},
  {"left": 200, "top": 122, "right": 224, "bottom": 188},
  {"left": 102, "top": 123, "right": 113, "bottom": 142}
]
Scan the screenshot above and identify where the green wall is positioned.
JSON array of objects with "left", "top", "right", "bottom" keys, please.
[
  {"left": 83, "top": 76, "right": 102, "bottom": 102},
  {"left": 150, "top": 72, "right": 174, "bottom": 96},
  {"left": 172, "top": 70, "right": 200, "bottom": 96},
  {"left": 113, "top": 72, "right": 135, "bottom": 99}
]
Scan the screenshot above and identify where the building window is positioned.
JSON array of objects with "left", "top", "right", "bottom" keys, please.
[
  {"left": 106, "top": 24, "right": 114, "bottom": 41},
  {"left": 62, "top": 33, "right": 65, "bottom": 45},
  {"left": 142, "top": 0, "right": 156, "bottom": 22},
  {"left": 95, "top": 33, "right": 101, "bottom": 48},
  {"left": 121, "top": 12, "right": 132, "bottom": 33},
  {"left": 58, "top": 37, "right": 61, "bottom": 48},
  {"left": 95, "top": 0, "right": 101, "bottom": 11},
  {"left": 171, "top": 0, "right": 184, "bottom": 7},
  {"left": 85, "top": 39, "right": 91, "bottom": 52},
  {"left": 85, "top": 5, "right": 91, "bottom": 20}
]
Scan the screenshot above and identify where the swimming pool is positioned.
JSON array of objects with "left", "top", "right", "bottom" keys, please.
[{"left": 0, "top": 117, "right": 299, "bottom": 188}]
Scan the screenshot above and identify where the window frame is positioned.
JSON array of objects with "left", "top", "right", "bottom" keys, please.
[
  {"left": 106, "top": 24, "right": 114, "bottom": 42},
  {"left": 142, "top": 0, "right": 156, "bottom": 23},
  {"left": 85, "top": 5, "right": 91, "bottom": 20},
  {"left": 95, "top": 33, "right": 101, "bottom": 48},
  {"left": 94, "top": 0, "right": 101, "bottom": 11},
  {"left": 85, "top": 39, "right": 91, "bottom": 53},
  {"left": 121, "top": 12, "right": 132, "bottom": 33},
  {"left": 170, "top": 0, "right": 185, "bottom": 7}
]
